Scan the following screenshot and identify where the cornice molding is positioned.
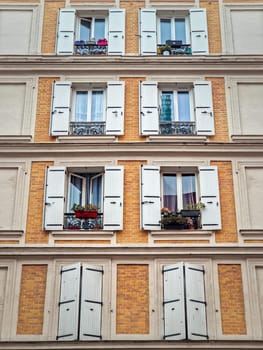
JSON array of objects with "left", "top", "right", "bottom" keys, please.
[{"left": 0, "top": 55, "right": 263, "bottom": 75}]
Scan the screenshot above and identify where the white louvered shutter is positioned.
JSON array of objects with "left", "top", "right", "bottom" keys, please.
[
  {"left": 44, "top": 166, "right": 66, "bottom": 231},
  {"left": 185, "top": 263, "right": 208, "bottom": 340},
  {"left": 51, "top": 81, "right": 71, "bottom": 136},
  {"left": 80, "top": 264, "right": 103, "bottom": 341},
  {"left": 140, "top": 9, "right": 157, "bottom": 55},
  {"left": 190, "top": 8, "right": 209, "bottom": 55},
  {"left": 163, "top": 263, "right": 186, "bottom": 340},
  {"left": 194, "top": 81, "right": 214, "bottom": 136},
  {"left": 106, "top": 81, "right": 125, "bottom": 135},
  {"left": 141, "top": 166, "right": 161, "bottom": 230},
  {"left": 103, "top": 166, "right": 124, "bottom": 230},
  {"left": 108, "top": 9, "right": 125, "bottom": 55},
  {"left": 57, "top": 263, "right": 81, "bottom": 341},
  {"left": 140, "top": 81, "right": 159, "bottom": 135},
  {"left": 56, "top": 9, "right": 76, "bottom": 55},
  {"left": 199, "top": 166, "right": 221, "bottom": 230}
]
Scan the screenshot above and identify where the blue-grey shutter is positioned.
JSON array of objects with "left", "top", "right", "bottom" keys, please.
[
  {"left": 103, "top": 166, "right": 124, "bottom": 230},
  {"left": 106, "top": 81, "right": 125, "bottom": 135},
  {"left": 199, "top": 166, "right": 221, "bottom": 230},
  {"left": 163, "top": 263, "right": 186, "bottom": 340},
  {"left": 141, "top": 166, "right": 161, "bottom": 230},
  {"left": 189, "top": 8, "right": 209, "bottom": 55},
  {"left": 56, "top": 9, "right": 76, "bottom": 55},
  {"left": 194, "top": 81, "right": 214, "bottom": 136},
  {"left": 185, "top": 263, "right": 208, "bottom": 340},
  {"left": 44, "top": 166, "right": 66, "bottom": 231},
  {"left": 80, "top": 264, "right": 103, "bottom": 341},
  {"left": 57, "top": 263, "right": 81, "bottom": 341},
  {"left": 140, "top": 81, "right": 159, "bottom": 135},
  {"left": 51, "top": 81, "right": 71, "bottom": 136},
  {"left": 108, "top": 9, "right": 125, "bottom": 55},
  {"left": 139, "top": 8, "right": 157, "bottom": 55}
]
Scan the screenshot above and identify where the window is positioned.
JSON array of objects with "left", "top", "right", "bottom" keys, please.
[
  {"left": 44, "top": 165, "right": 124, "bottom": 232},
  {"left": 140, "top": 81, "right": 214, "bottom": 136},
  {"left": 163, "top": 262, "right": 208, "bottom": 340},
  {"left": 139, "top": 8, "right": 209, "bottom": 56},
  {"left": 141, "top": 165, "right": 221, "bottom": 231},
  {"left": 57, "top": 263, "right": 104, "bottom": 341},
  {"left": 56, "top": 8, "right": 125, "bottom": 55},
  {"left": 50, "top": 81, "right": 124, "bottom": 137}
]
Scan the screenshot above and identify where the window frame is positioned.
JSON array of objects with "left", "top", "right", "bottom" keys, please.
[
  {"left": 157, "top": 14, "right": 190, "bottom": 45},
  {"left": 76, "top": 15, "right": 108, "bottom": 42}
]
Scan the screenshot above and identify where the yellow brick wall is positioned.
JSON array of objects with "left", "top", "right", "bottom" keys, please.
[
  {"left": 116, "top": 264, "right": 149, "bottom": 334},
  {"left": 218, "top": 264, "right": 247, "bottom": 335},
  {"left": 119, "top": 77, "right": 146, "bottom": 142},
  {"left": 34, "top": 78, "right": 58, "bottom": 143},
  {"left": 117, "top": 160, "right": 148, "bottom": 244},
  {"left": 120, "top": 1, "right": 144, "bottom": 55},
  {"left": 17, "top": 265, "right": 47, "bottom": 335},
  {"left": 41, "top": 1, "right": 65, "bottom": 54},
  {"left": 201, "top": 1, "right": 222, "bottom": 54},
  {"left": 26, "top": 162, "right": 53, "bottom": 244},
  {"left": 209, "top": 78, "right": 229, "bottom": 142},
  {"left": 211, "top": 161, "right": 238, "bottom": 243}
]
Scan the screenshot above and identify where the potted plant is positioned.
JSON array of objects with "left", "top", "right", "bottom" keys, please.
[
  {"left": 180, "top": 201, "right": 205, "bottom": 217},
  {"left": 160, "top": 208, "right": 188, "bottom": 230},
  {"left": 71, "top": 203, "right": 99, "bottom": 219}
]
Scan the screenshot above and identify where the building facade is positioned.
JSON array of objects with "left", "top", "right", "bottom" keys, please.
[{"left": 0, "top": 0, "right": 263, "bottom": 349}]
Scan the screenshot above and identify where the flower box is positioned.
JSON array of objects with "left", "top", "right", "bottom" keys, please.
[
  {"left": 75, "top": 210, "right": 98, "bottom": 219},
  {"left": 180, "top": 209, "right": 200, "bottom": 217}
]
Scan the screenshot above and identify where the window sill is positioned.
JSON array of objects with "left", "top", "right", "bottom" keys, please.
[
  {"left": 240, "top": 229, "right": 263, "bottom": 236},
  {"left": 57, "top": 135, "right": 116, "bottom": 143},
  {"left": 50, "top": 230, "right": 115, "bottom": 243},
  {"left": 149, "top": 229, "right": 213, "bottom": 243},
  {"left": 0, "top": 135, "right": 32, "bottom": 143},
  {"left": 231, "top": 135, "right": 263, "bottom": 143},
  {"left": 147, "top": 135, "right": 207, "bottom": 143}
]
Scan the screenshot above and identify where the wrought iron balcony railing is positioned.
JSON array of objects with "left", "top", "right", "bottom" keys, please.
[
  {"left": 64, "top": 213, "right": 103, "bottom": 230},
  {"left": 69, "top": 121, "right": 106, "bottom": 136},
  {"left": 74, "top": 41, "right": 108, "bottom": 55},
  {"left": 160, "top": 121, "right": 196, "bottom": 136}
]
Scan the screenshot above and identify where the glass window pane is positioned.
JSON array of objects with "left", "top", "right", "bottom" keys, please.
[
  {"left": 80, "top": 18, "right": 91, "bottom": 41},
  {"left": 160, "top": 19, "right": 171, "bottom": 45},
  {"left": 160, "top": 92, "right": 174, "bottom": 122},
  {"left": 163, "top": 175, "right": 177, "bottom": 212},
  {"left": 74, "top": 91, "right": 88, "bottom": 122},
  {"left": 178, "top": 91, "right": 190, "bottom": 121},
  {"left": 94, "top": 19, "right": 105, "bottom": 42},
  {"left": 91, "top": 91, "right": 104, "bottom": 121},
  {"left": 174, "top": 18, "right": 186, "bottom": 43},
  {"left": 69, "top": 176, "right": 83, "bottom": 211},
  {"left": 182, "top": 174, "right": 196, "bottom": 208},
  {"left": 91, "top": 175, "right": 102, "bottom": 211}
]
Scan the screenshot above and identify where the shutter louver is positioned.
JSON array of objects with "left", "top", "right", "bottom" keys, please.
[
  {"left": 190, "top": 8, "right": 209, "bottom": 55},
  {"left": 141, "top": 166, "right": 161, "bottom": 230},
  {"left": 194, "top": 81, "right": 214, "bottom": 136},
  {"left": 56, "top": 9, "right": 76, "bottom": 55},
  {"left": 185, "top": 263, "right": 208, "bottom": 340},
  {"left": 140, "top": 81, "right": 159, "bottom": 135},
  {"left": 51, "top": 81, "right": 71, "bottom": 136},
  {"left": 44, "top": 166, "right": 66, "bottom": 231},
  {"left": 140, "top": 9, "right": 157, "bottom": 55},
  {"left": 108, "top": 9, "right": 125, "bottom": 55},
  {"left": 57, "top": 263, "right": 81, "bottom": 341},
  {"left": 199, "top": 166, "right": 221, "bottom": 230},
  {"left": 80, "top": 264, "right": 103, "bottom": 341},
  {"left": 106, "top": 81, "right": 125, "bottom": 135},
  {"left": 163, "top": 263, "right": 186, "bottom": 340},
  {"left": 103, "top": 166, "right": 124, "bottom": 230}
]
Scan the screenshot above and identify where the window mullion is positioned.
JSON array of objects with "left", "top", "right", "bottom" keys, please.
[
  {"left": 177, "top": 173, "right": 183, "bottom": 210},
  {"left": 87, "top": 90, "right": 92, "bottom": 122},
  {"left": 174, "top": 90, "right": 179, "bottom": 122}
]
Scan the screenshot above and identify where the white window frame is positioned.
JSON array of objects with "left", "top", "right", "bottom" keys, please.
[
  {"left": 71, "top": 87, "right": 106, "bottom": 123},
  {"left": 76, "top": 15, "right": 108, "bottom": 41},
  {"left": 161, "top": 170, "right": 199, "bottom": 211},
  {"left": 157, "top": 14, "right": 190, "bottom": 45},
  {"left": 159, "top": 87, "right": 194, "bottom": 122}
]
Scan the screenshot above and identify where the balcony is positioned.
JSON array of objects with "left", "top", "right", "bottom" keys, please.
[
  {"left": 64, "top": 212, "right": 103, "bottom": 230},
  {"left": 157, "top": 40, "right": 191, "bottom": 56},
  {"left": 69, "top": 121, "right": 106, "bottom": 136},
  {"left": 161, "top": 209, "right": 201, "bottom": 230},
  {"left": 160, "top": 121, "right": 196, "bottom": 136},
  {"left": 74, "top": 40, "right": 108, "bottom": 55}
]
